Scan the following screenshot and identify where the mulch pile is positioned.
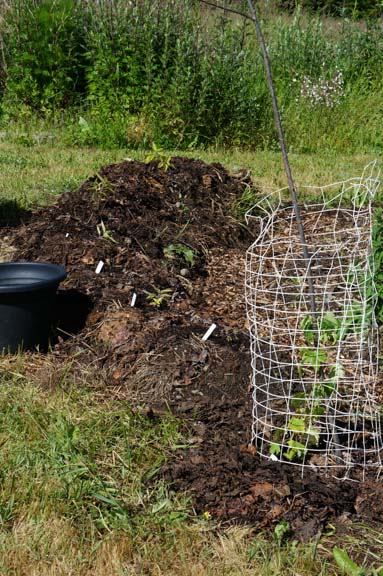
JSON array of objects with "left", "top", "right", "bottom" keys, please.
[{"left": 4, "top": 156, "right": 383, "bottom": 541}]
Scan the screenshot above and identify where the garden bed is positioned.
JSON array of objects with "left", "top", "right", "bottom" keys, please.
[{"left": 3, "top": 157, "right": 383, "bottom": 542}]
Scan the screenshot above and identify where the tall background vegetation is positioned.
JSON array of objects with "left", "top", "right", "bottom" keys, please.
[{"left": 0, "top": 0, "right": 382, "bottom": 152}]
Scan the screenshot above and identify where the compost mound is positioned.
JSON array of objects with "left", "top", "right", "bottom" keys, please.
[{"left": 6, "top": 157, "right": 383, "bottom": 540}]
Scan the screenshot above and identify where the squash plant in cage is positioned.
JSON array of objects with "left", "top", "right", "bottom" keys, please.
[{"left": 245, "top": 162, "right": 382, "bottom": 475}]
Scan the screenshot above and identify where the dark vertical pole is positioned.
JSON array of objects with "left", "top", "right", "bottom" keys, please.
[{"left": 246, "top": 0, "right": 318, "bottom": 326}]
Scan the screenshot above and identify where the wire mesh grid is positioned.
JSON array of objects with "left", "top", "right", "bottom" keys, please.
[{"left": 245, "top": 162, "right": 382, "bottom": 477}]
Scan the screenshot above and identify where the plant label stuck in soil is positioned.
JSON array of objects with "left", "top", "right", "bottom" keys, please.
[{"left": 202, "top": 323, "right": 217, "bottom": 341}]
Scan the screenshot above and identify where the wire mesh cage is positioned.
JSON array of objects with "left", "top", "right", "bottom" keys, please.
[{"left": 245, "top": 162, "right": 382, "bottom": 476}]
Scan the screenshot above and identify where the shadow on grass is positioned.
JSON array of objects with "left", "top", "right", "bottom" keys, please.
[{"left": 0, "top": 199, "right": 31, "bottom": 227}]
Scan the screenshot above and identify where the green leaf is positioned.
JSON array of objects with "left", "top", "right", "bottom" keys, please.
[
  {"left": 300, "top": 314, "right": 314, "bottom": 343},
  {"left": 78, "top": 116, "right": 90, "bottom": 132},
  {"left": 311, "top": 404, "right": 325, "bottom": 416},
  {"left": 285, "top": 439, "right": 306, "bottom": 461},
  {"left": 182, "top": 247, "right": 196, "bottom": 265},
  {"left": 274, "top": 518, "right": 290, "bottom": 543},
  {"left": 305, "top": 424, "right": 320, "bottom": 444},
  {"left": 339, "top": 301, "right": 365, "bottom": 339},
  {"left": 151, "top": 498, "right": 171, "bottom": 514},
  {"left": 291, "top": 393, "right": 307, "bottom": 410},
  {"left": 333, "top": 547, "right": 365, "bottom": 576},
  {"left": 300, "top": 347, "right": 327, "bottom": 373},
  {"left": 164, "top": 243, "right": 196, "bottom": 267},
  {"left": 320, "top": 312, "right": 340, "bottom": 343},
  {"left": 288, "top": 417, "right": 306, "bottom": 434},
  {"left": 269, "top": 442, "right": 281, "bottom": 456},
  {"left": 329, "top": 363, "right": 345, "bottom": 379},
  {"left": 322, "top": 380, "right": 336, "bottom": 396},
  {"left": 91, "top": 492, "right": 122, "bottom": 509}
]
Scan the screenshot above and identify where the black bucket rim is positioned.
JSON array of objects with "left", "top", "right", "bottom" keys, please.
[{"left": 0, "top": 262, "right": 67, "bottom": 294}]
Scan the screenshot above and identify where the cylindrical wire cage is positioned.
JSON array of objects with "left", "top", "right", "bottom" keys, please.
[{"left": 245, "top": 162, "right": 382, "bottom": 476}]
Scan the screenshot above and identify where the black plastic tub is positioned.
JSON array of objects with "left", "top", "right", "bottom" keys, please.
[{"left": 0, "top": 262, "right": 67, "bottom": 353}]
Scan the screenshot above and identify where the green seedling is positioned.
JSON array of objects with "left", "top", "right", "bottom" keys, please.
[
  {"left": 299, "top": 347, "right": 328, "bottom": 374},
  {"left": 269, "top": 442, "right": 281, "bottom": 456},
  {"left": 284, "top": 439, "right": 307, "bottom": 461},
  {"left": 300, "top": 303, "right": 367, "bottom": 346},
  {"left": 271, "top": 305, "right": 350, "bottom": 461},
  {"left": 146, "top": 287, "right": 173, "bottom": 308},
  {"left": 96, "top": 220, "right": 117, "bottom": 244},
  {"left": 177, "top": 202, "right": 189, "bottom": 213},
  {"left": 319, "top": 362, "right": 345, "bottom": 397},
  {"left": 338, "top": 301, "right": 365, "bottom": 339},
  {"left": 145, "top": 142, "right": 173, "bottom": 171},
  {"left": 271, "top": 359, "right": 345, "bottom": 461},
  {"left": 288, "top": 417, "right": 320, "bottom": 442},
  {"left": 274, "top": 518, "right": 290, "bottom": 544},
  {"left": 300, "top": 312, "right": 340, "bottom": 344},
  {"left": 91, "top": 173, "right": 116, "bottom": 202},
  {"left": 285, "top": 418, "right": 320, "bottom": 461},
  {"left": 270, "top": 415, "right": 321, "bottom": 462},
  {"left": 163, "top": 243, "right": 197, "bottom": 267}
]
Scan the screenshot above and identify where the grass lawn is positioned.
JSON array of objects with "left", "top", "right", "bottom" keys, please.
[
  {"left": 0, "top": 134, "right": 382, "bottom": 575},
  {"left": 0, "top": 135, "right": 380, "bottom": 207}
]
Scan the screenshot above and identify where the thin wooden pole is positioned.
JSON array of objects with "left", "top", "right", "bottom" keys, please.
[{"left": 246, "top": 0, "right": 318, "bottom": 326}]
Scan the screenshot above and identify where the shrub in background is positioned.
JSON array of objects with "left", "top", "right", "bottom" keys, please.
[
  {"left": 1, "top": 0, "right": 89, "bottom": 110},
  {"left": 0, "top": 0, "right": 383, "bottom": 152},
  {"left": 277, "top": 0, "right": 383, "bottom": 18}
]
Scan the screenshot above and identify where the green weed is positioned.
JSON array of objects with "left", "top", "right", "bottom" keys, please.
[
  {"left": 96, "top": 220, "right": 118, "bottom": 244},
  {"left": 145, "top": 287, "right": 173, "bottom": 308},
  {"left": 164, "top": 243, "right": 197, "bottom": 267},
  {"left": 145, "top": 143, "right": 173, "bottom": 171}
]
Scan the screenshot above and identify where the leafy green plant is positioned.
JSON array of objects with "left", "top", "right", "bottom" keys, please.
[
  {"left": 2, "top": 0, "right": 88, "bottom": 110},
  {"left": 270, "top": 305, "right": 355, "bottom": 461},
  {"left": 91, "top": 173, "right": 117, "bottom": 203},
  {"left": 145, "top": 287, "right": 173, "bottom": 308},
  {"left": 270, "top": 415, "right": 321, "bottom": 461},
  {"left": 284, "top": 439, "right": 308, "bottom": 461},
  {"left": 301, "top": 302, "right": 366, "bottom": 345},
  {"left": 300, "top": 312, "right": 340, "bottom": 344},
  {"left": 163, "top": 243, "right": 197, "bottom": 267},
  {"left": 274, "top": 519, "right": 290, "bottom": 544},
  {"left": 145, "top": 143, "right": 173, "bottom": 171},
  {"left": 333, "top": 548, "right": 365, "bottom": 576},
  {"left": 299, "top": 347, "right": 328, "bottom": 373}
]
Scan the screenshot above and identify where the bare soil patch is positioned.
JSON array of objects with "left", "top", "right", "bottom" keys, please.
[{"left": 3, "top": 156, "right": 383, "bottom": 541}]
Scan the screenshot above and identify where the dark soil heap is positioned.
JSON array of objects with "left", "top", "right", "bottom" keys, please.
[
  {"left": 15, "top": 157, "right": 249, "bottom": 304},
  {"left": 6, "top": 157, "right": 383, "bottom": 541}
]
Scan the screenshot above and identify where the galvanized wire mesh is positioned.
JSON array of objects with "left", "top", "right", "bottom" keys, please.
[{"left": 245, "top": 162, "right": 382, "bottom": 476}]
